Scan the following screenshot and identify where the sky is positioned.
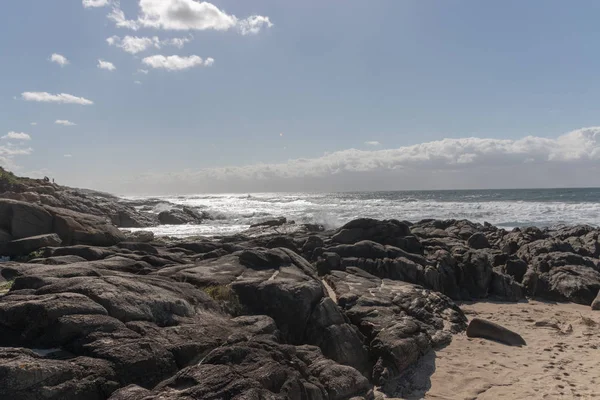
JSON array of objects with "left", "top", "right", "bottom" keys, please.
[{"left": 1, "top": 0, "right": 600, "bottom": 194}]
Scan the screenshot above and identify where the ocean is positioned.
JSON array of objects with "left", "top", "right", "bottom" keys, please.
[{"left": 124, "top": 188, "right": 600, "bottom": 238}]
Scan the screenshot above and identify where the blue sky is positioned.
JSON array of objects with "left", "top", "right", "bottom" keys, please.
[{"left": 1, "top": 0, "right": 600, "bottom": 194}]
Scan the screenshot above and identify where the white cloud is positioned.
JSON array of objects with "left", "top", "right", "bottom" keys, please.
[
  {"left": 237, "top": 15, "right": 273, "bottom": 35},
  {"left": 2, "top": 132, "right": 31, "bottom": 141},
  {"left": 64, "top": 154, "right": 73, "bottom": 158},
  {"left": 107, "top": 0, "right": 272, "bottom": 35},
  {"left": 21, "top": 92, "right": 94, "bottom": 105},
  {"left": 167, "top": 36, "right": 192, "bottom": 48},
  {"left": 365, "top": 141, "right": 380, "bottom": 146},
  {"left": 49, "top": 53, "right": 69, "bottom": 66},
  {"left": 107, "top": 35, "right": 192, "bottom": 54},
  {"left": 137, "top": 69, "right": 149, "bottom": 74},
  {"left": 142, "top": 54, "right": 209, "bottom": 71},
  {"left": 97, "top": 59, "right": 116, "bottom": 71},
  {"left": 134, "top": 80, "right": 142, "bottom": 85},
  {"left": 55, "top": 120, "right": 76, "bottom": 126},
  {"left": 204, "top": 57, "right": 214, "bottom": 66},
  {"left": 30, "top": 122, "right": 37, "bottom": 126},
  {"left": 82, "top": 0, "right": 110, "bottom": 7},
  {"left": 115, "top": 127, "right": 600, "bottom": 193},
  {"left": 108, "top": 35, "right": 158, "bottom": 54},
  {"left": 0, "top": 141, "right": 33, "bottom": 171}
]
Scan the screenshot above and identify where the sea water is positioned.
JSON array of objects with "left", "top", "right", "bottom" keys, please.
[{"left": 124, "top": 188, "right": 600, "bottom": 238}]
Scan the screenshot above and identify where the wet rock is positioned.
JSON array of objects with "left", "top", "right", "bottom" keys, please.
[
  {"left": 250, "top": 217, "right": 287, "bottom": 228},
  {"left": 158, "top": 207, "right": 205, "bottom": 225}
]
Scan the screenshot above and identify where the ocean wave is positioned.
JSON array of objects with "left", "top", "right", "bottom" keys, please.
[{"left": 125, "top": 189, "right": 600, "bottom": 237}]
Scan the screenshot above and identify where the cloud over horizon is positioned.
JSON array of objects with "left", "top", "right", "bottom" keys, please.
[{"left": 108, "top": 127, "right": 600, "bottom": 194}]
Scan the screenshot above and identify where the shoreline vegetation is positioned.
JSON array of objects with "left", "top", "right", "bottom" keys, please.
[{"left": 0, "top": 168, "right": 599, "bottom": 399}]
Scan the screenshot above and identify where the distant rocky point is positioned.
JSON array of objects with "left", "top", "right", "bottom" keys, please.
[{"left": 0, "top": 168, "right": 599, "bottom": 399}]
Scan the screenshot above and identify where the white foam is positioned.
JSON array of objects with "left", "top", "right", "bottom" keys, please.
[{"left": 125, "top": 192, "right": 600, "bottom": 237}]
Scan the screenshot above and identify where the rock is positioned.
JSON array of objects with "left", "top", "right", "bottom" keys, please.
[
  {"left": 490, "top": 269, "right": 525, "bottom": 302},
  {"left": 453, "top": 249, "right": 493, "bottom": 299},
  {"left": 0, "top": 347, "right": 117, "bottom": 400},
  {"left": 250, "top": 217, "right": 287, "bottom": 228},
  {"left": 325, "top": 268, "right": 467, "bottom": 385},
  {"left": 0, "top": 228, "right": 12, "bottom": 244},
  {"left": 592, "top": 291, "right": 600, "bottom": 310},
  {"left": 158, "top": 207, "right": 205, "bottom": 225},
  {"left": 332, "top": 218, "right": 413, "bottom": 249},
  {"left": 46, "top": 245, "right": 115, "bottom": 261},
  {"left": 122, "top": 230, "right": 154, "bottom": 243},
  {"left": 122, "top": 339, "right": 372, "bottom": 400},
  {"left": 3, "top": 234, "right": 62, "bottom": 257},
  {"left": 29, "top": 255, "right": 88, "bottom": 265},
  {"left": 0, "top": 199, "right": 53, "bottom": 239},
  {"left": 536, "top": 265, "right": 600, "bottom": 305},
  {"left": 305, "top": 297, "right": 370, "bottom": 376},
  {"left": 467, "top": 232, "right": 490, "bottom": 249},
  {"left": 466, "top": 318, "right": 526, "bottom": 346},
  {"left": 44, "top": 206, "right": 125, "bottom": 246},
  {"left": 115, "top": 242, "right": 158, "bottom": 255},
  {"left": 504, "top": 257, "right": 528, "bottom": 283}
]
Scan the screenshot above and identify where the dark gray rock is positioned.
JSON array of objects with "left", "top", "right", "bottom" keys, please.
[
  {"left": 325, "top": 268, "right": 467, "bottom": 385},
  {"left": 332, "top": 218, "right": 413, "bottom": 249},
  {"left": 592, "top": 291, "right": 600, "bottom": 310},
  {"left": 466, "top": 318, "right": 526, "bottom": 346},
  {"left": 0, "top": 347, "right": 117, "bottom": 400},
  {"left": 490, "top": 269, "right": 525, "bottom": 302},
  {"left": 44, "top": 206, "right": 125, "bottom": 246},
  {"left": 158, "top": 207, "right": 205, "bottom": 225},
  {"left": 467, "top": 232, "right": 490, "bottom": 249},
  {"left": 0, "top": 199, "right": 53, "bottom": 239},
  {"left": 3, "top": 233, "right": 62, "bottom": 257}
]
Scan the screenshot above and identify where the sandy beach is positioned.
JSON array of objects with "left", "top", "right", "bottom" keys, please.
[{"left": 379, "top": 301, "right": 600, "bottom": 399}]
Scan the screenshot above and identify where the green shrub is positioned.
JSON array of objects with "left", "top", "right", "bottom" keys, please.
[{"left": 203, "top": 285, "right": 244, "bottom": 316}]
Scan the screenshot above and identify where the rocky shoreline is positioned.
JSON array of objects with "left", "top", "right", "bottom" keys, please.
[{"left": 1, "top": 171, "right": 599, "bottom": 399}]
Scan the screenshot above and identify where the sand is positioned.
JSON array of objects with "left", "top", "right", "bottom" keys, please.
[{"left": 377, "top": 300, "right": 600, "bottom": 400}]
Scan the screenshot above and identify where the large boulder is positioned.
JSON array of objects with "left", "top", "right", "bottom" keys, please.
[
  {"left": 157, "top": 207, "right": 205, "bottom": 225},
  {"left": 108, "top": 340, "right": 372, "bottom": 400},
  {"left": 0, "top": 199, "right": 53, "bottom": 239},
  {"left": 332, "top": 218, "right": 414, "bottom": 250},
  {"left": 44, "top": 206, "right": 125, "bottom": 246},
  {"left": 0, "top": 347, "right": 118, "bottom": 400},
  {"left": 325, "top": 268, "right": 467, "bottom": 385},
  {"left": 2, "top": 234, "right": 62, "bottom": 257},
  {"left": 532, "top": 265, "right": 600, "bottom": 305},
  {"left": 467, "top": 232, "right": 490, "bottom": 249}
]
